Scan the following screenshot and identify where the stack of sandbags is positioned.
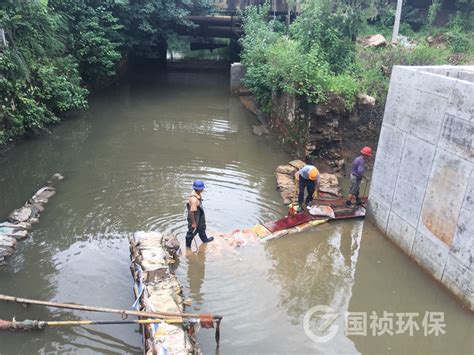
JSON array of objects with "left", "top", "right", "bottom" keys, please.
[
  {"left": 129, "top": 231, "right": 200, "bottom": 355},
  {"left": 0, "top": 233, "right": 17, "bottom": 265},
  {"left": 275, "top": 160, "right": 305, "bottom": 205},
  {"left": 275, "top": 160, "right": 343, "bottom": 205},
  {"left": 319, "top": 173, "right": 342, "bottom": 196},
  {"left": 0, "top": 173, "right": 63, "bottom": 265}
]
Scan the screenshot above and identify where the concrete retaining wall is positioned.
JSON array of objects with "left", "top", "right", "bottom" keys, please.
[
  {"left": 230, "top": 62, "right": 244, "bottom": 94},
  {"left": 368, "top": 65, "right": 474, "bottom": 310}
]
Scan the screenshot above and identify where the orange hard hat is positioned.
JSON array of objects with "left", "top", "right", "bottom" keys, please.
[
  {"left": 309, "top": 167, "right": 319, "bottom": 181},
  {"left": 361, "top": 146, "right": 372, "bottom": 156}
]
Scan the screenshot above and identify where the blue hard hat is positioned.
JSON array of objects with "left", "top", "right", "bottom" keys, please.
[{"left": 192, "top": 180, "right": 205, "bottom": 190}]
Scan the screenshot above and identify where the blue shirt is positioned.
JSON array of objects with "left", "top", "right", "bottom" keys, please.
[
  {"left": 299, "top": 165, "right": 321, "bottom": 183},
  {"left": 351, "top": 156, "right": 365, "bottom": 177}
]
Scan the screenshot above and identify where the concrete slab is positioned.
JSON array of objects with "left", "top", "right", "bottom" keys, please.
[
  {"left": 392, "top": 182, "right": 427, "bottom": 228},
  {"left": 439, "top": 114, "right": 474, "bottom": 162},
  {"left": 382, "top": 82, "right": 402, "bottom": 128},
  {"left": 419, "top": 150, "right": 471, "bottom": 247},
  {"left": 446, "top": 80, "right": 474, "bottom": 122},
  {"left": 390, "top": 66, "right": 416, "bottom": 86},
  {"left": 366, "top": 192, "right": 391, "bottom": 234},
  {"left": 370, "top": 125, "right": 406, "bottom": 203},
  {"left": 411, "top": 231, "right": 449, "bottom": 281},
  {"left": 415, "top": 69, "right": 456, "bottom": 98},
  {"left": 370, "top": 66, "right": 474, "bottom": 310},
  {"left": 441, "top": 255, "right": 474, "bottom": 310},
  {"left": 405, "top": 91, "right": 450, "bottom": 143},
  {"left": 457, "top": 70, "right": 474, "bottom": 83},
  {"left": 390, "top": 86, "right": 420, "bottom": 133},
  {"left": 386, "top": 212, "right": 417, "bottom": 255},
  {"left": 396, "top": 134, "right": 437, "bottom": 186},
  {"left": 461, "top": 171, "right": 474, "bottom": 213},
  {"left": 451, "top": 206, "right": 474, "bottom": 267},
  {"left": 230, "top": 62, "right": 244, "bottom": 93}
]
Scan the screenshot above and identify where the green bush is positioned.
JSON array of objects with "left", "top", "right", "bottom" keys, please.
[
  {"left": 0, "top": 0, "right": 209, "bottom": 146},
  {"left": 446, "top": 27, "right": 472, "bottom": 53},
  {"left": 0, "top": 1, "right": 88, "bottom": 140},
  {"left": 240, "top": 2, "right": 361, "bottom": 112}
]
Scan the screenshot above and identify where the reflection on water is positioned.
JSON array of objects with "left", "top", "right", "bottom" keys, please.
[
  {"left": 267, "top": 222, "right": 362, "bottom": 319},
  {"left": 0, "top": 67, "right": 472, "bottom": 355},
  {"left": 187, "top": 245, "right": 208, "bottom": 307},
  {"left": 264, "top": 222, "right": 363, "bottom": 354}
]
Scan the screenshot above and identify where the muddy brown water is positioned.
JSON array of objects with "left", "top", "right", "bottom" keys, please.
[{"left": 0, "top": 67, "right": 472, "bottom": 354}]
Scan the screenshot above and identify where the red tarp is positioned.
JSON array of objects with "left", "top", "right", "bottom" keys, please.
[
  {"left": 263, "top": 195, "right": 368, "bottom": 233},
  {"left": 263, "top": 211, "right": 313, "bottom": 233}
]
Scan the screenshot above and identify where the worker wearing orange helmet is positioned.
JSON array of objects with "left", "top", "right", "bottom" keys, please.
[
  {"left": 295, "top": 164, "right": 320, "bottom": 207},
  {"left": 346, "top": 146, "right": 372, "bottom": 207}
]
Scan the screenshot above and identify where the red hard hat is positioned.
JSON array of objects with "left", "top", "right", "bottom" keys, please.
[{"left": 361, "top": 146, "right": 372, "bottom": 156}]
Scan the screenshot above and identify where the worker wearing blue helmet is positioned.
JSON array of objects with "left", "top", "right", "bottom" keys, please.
[{"left": 185, "top": 180, "right": 214, "bottom": 248}]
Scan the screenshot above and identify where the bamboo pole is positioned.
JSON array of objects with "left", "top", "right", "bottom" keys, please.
[
  {"left": 0, "top": 294, "right": 222, "bottom": 321},
  {"left": 45, "top": 319, "right": 184, "bottom": 326},
  {"left": 0, "top": 318, "right": 184, "bottom": 330}
]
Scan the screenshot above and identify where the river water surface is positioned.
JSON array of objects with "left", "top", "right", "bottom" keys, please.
[{"left": 0, "top": 66, "right": 472, "bottom": 354}]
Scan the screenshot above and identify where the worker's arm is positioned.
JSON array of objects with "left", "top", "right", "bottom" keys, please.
[
  {"left": 189, "top": 198, "right": 199, "bottom": 230},
  {"left": 313, "top": 176, "right": 321, "bottom": 199},
  {"left": 313, "top": 175, "right": 321, "bottom": 199},
  {"left": 190, "top": 211, "right": 197, "bottom": 230}
]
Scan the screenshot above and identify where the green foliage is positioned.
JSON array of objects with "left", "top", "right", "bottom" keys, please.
[
  {"left": 354, "top": 28, "right": 471, "bottom": 130},
  {"left": 445, "top": 14, "right": 473, "bottom": 53},
  {"left": 116, "top": 0, "right": 210, "bottom": 58},
  {"left": 0, "top": 0, "right": 88, "bottom": 141},
  {"left": 240, "top": 1, "right": 361, "bottom": 113},
  {"left": 427, "top": 0, "right": 441, "bottom": 28},
  {"left": 291, "top": 2, "right": 358, "bottom": 74},
  {"left": 446, "top": 29, "right": 471, "bottom": 53},
  {"left": 49, "top": 0, "right": 123, "bottom": 82},
  {"left": 0, "top": 0, "right": 210, "bottom": 146}
]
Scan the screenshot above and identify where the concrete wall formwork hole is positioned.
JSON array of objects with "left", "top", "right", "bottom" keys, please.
[{"left": 368, "top": 65, "right": 474, "bottom": 310}]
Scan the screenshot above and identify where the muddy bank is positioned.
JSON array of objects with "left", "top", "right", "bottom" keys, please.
[{"left": 238, "top": 89, "right": 378, "bottom": 177}]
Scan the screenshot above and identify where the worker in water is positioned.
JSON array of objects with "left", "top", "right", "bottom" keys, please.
[
  {"left": 345, "top": 146, "right": 372, "bottom": 207},
  {"left": 185, "top": 180, "right": 214, "bottom": 249},
  {"left": 295, "top": 165, "right": 320, "bottom": 208}
]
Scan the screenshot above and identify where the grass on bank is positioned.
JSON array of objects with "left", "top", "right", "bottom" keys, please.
[
  {"left": 355, "top": 20, "right": 473, "bottom": 126},
  {"left": 240, "top": 2, "right": 473, "bottom": 131}
]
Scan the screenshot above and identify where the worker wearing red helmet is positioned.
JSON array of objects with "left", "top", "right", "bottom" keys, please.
[{"left": 345, "top": 147, "right": 372, "bottom": 207}]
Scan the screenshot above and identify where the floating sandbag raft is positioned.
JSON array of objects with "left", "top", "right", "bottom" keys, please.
[
  {"left": 130, "top": 231, "right": 221, "bottom": 354},
  {"left": 214, "top": 165, "right": 366, "bottom": 243},
  {"left": 0, "top": 173, "right": 64, "bottom": 265}
]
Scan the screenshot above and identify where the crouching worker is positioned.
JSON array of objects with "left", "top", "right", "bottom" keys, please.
[
  {"left": 346, "top": 146, "right": 372, "bottom": 207},
  {"left": 295, "top": 165, "right": 320, "bottom": 208},
  {"left": 185, "top": 180, "right": 214, "bottom": 249}
]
